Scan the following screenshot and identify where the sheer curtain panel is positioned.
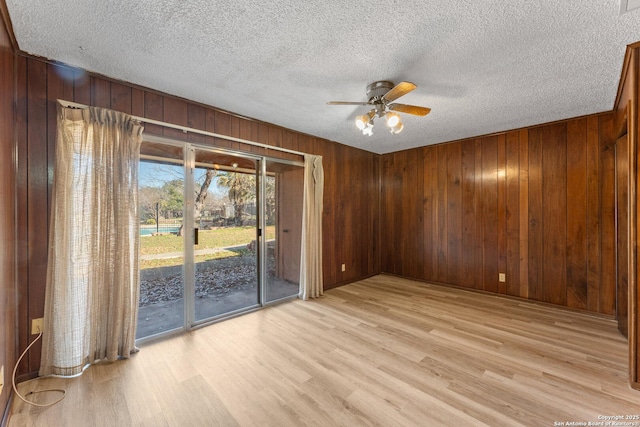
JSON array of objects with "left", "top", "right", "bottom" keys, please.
[
  {"left": 40, "top": 104, "right": 143, "bottom": 377},
  {"left": 299, "top": 155, "right": 324, "bottom": 300}
]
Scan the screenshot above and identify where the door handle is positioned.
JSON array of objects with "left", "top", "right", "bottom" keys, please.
[{"left": 194, "top": 228, "right": 199, "bottom": 245}]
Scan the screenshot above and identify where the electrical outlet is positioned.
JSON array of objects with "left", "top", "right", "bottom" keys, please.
[
  {"left": 0, "top": 365, "right": 4, "bottom": 395},
  {"left": 499, "top": 273, "right": 506, "bottom": 283},
  {"left": 341, "top": 263, "right": 346, "bottom": 272},
  {"left": 31, "top": 318, "right": 44, "bottom": 335}
]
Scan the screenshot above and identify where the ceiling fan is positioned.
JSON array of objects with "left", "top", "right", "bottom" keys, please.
[{"left": 327, "top": 80, "right": 431, "bottom": 135}]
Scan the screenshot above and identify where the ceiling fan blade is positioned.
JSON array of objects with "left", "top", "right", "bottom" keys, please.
[
  {"left": 389, "top": 103, "right": 431, "bottom": 116},
  {"left": 382, "top": 81, "right": 416, "bottom": 102},
  {"left": 327, "top": 101, "right": 370, "bottom": 106}
]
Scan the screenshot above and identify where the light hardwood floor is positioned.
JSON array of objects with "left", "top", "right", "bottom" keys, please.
[{"left": 8, "top": 275, "right": 640, "bottom": 426}]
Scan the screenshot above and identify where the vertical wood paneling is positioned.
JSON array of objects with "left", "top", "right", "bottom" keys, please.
[
  {"left": 380, "top": 114, "right": 616, "bottom": 317},
  {"left": 616, "top": 134, "right": 630, "bottom": 337},
  {"left": 26, "top": 59, "right": 49, "bottom": 373},
  {"left": 447, "top": 143, "right": 463, "bottom": 286},
  {"left": 213, "top": 111, "right": 231, "bottom": 149},
  {"left": 505, "top": 131, "right": 520, "bottom": 296},
  {"left": 364, "top": 149, "right": 376, "bottom": 277},
  {"left": 482, "top": 137, "right": 499, "bottom": 293},
  {"left": 225, "top": 116, "right": 245, "bottom": 153},
  {"left": 131, "top": 88, "right": 144, "bottom": 117},
  {"left": 600, "top": 115, "right": 617, "bottom": 315},
  {"left": 349, "top": 150, "right": 364, "bottom": 279},
  {"left": 143, "top": 92, "right": 163, "bottom": 136},
  {"left": 518, "top": 130, "right": 529, "bottom": 298},
  {"left": 497, "top": 134, "right": 507, "bottom": 294},
  {"left": 324, "top": 140, "right": 339, "bottom": 282},
  {"left": 430, "top": 146, "right": 441, "bottom": 281},
  {"left": 436, "top": 145, "right": 448, "bottom": 283},
  {"left": 392, "top": 151, "right": 404, "bottom": 275},
  {"left": 541, "top": 124, "right": 567, "bottom": 306},
  {"left": 47, "top": 63, "right": 73, "bottom": 218},
  {"left": 204, "top": 108, "right": 216, "bottom": 147},
  {"left": 397, "top": 150, "right": 409, "bottom": 276},
  {"left": 162, "top": 97, "right": 188, "bottom": 140},
  {"left": 586, "top": 116, "right": 602, "bottom": 312},
  {"left": 338, "top": 144, "right": 352, "bottom": 279},
  {"left": 0, "top": 27, "right": 16, "bottom": 413},
  {"left": 73, "top": 69, "right": 90, "bottom": 105},
  {"left": 382, "top": 154, "right": 395, "bottom": 274},
  {"left": 393, "top": 151, "right": 408, "bottom": 275},
  {"left": 371, "top": 155, "right": 381, "bottom": 274},
  {"left": 247, "top": 121, "right": 261, "bottom": 153},
  {"left": 15, "top": 55, "right": 29, "bottom": 379},
  {"left": 566, "top": 119, "right": 588, "bottom": 309},
  {"left": 405, "top": 149, "right": 424, "bottom": 279},
  {"left": 461, "top": 140, "right": 476, "bottom": 289},
  {"left": 187, "top": 104, "right": 206, "bottom": 144},
  {"left": 255, "top": 122, "right": 269, "bottom": 155},
  {"left": 230, "top": 115, "right": 242, "bottom": 140},
  {"left": 90, "top": 77, "right": 110, "bottom": 108},
  {"left": 528, "top": 127, "right": 544, "bottom": 301},
  {"left": 407, "top": 149, "right": 424, "bottom": 279},
  {"left": 473, "top": 139, "right": 484, "bottom": 290},
  {"left": 296, "top": 134, "right": 314, "bottom": 154},
  {"left": 423, "top": 147, "right": 436, "bottom": 280},
  {"left": 267, "top": 126, "right": 283, "bottom": 159},
  {"left": 341, "top": 144, "right": 354, "bottom": 279},
  {"left": 320, "top": 141, "right": 337, "bottom": 286},
  {"left": 281, "top": 129, "right": 299, "bottom": 152},
  {"left": 110, "top": 82, "right": 132, "bottom": 114}
]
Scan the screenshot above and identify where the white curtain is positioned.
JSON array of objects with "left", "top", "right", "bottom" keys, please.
[
  {"left": 40, "top": 104, "right": 143, "bottom": 377},
  {"left": 299, "top": 154, "right": 324, "bottom": 300}
]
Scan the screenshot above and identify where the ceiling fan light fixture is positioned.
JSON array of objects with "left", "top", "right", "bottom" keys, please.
[
  {"left": 389, "top": 121, "right": 404, "bottom": 134},
  {"left": 355, "top": 114, "right": 370, "bottom": 130},
  {"left": 385, "top": 111, "right": 401, "bottom": 128}
]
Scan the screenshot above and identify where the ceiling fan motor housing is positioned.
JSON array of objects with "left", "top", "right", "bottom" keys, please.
[{"left": 366, "top": 80, "right": 394, "bottom": 102}]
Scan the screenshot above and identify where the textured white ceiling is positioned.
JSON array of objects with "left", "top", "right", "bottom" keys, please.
[{"left": 6, "top": 1, "right": 640, "bottom": 154}]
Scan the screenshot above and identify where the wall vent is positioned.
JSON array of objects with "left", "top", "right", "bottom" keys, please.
[{"left": 620, "top": 0, "right": 640, "bottom": 15}]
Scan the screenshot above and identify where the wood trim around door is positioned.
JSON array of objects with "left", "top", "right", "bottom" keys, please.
[{"left": 630, "top": 94, "right": 640, "bottom": 389}]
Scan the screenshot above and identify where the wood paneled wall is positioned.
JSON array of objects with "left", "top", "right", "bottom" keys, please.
[
  {"left": 7, "top": 37, "right": 639, "bottom": 393},
  {"left": 381, "top": 114, "right": 617, "bottom": 315},
  {"left": 0, "top": 6, "right": 16, "bottom": 420},
  {"left": 616, "top": 44, "right": 639, "bottom": 389},
  {"left": 13, "top": 56, "right": 380, "bottom": 378}
]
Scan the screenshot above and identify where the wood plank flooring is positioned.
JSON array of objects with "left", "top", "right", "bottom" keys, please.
[{"left": 8, "top": 275, "right": 640, "bottom": 426}]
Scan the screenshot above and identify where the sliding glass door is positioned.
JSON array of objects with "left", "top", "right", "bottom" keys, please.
[
  {"left": 137, "top": 142, "right": 186, "bottom": 339},
  {"left": 136, "top": 137, "right": 303, "bottom": 341},
  {"left": 264, "top": 159, "right": 304, "bottom": 303},
  {"left": 190, "top": 147, "right": 260, "bottom": 322}
]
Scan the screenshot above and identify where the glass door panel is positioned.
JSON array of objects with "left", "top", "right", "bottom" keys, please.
[
  {"left": 136, "top": 137, "right": 305, "bottom": 340},
  {"left": 192, "top": 148, "right": 260, "bottom": 322},
  {"left": 264, "top": 160, "right": 304, "bottom": 303},
  {"left": 137, "top": 147, "right": 185, "bottom": 339}
]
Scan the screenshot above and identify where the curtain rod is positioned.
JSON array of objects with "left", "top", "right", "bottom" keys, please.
[{"left": 57, "top": 99, "right": 306, "bottom": 157}]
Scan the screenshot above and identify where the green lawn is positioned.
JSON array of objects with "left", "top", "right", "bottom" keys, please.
[
  {"left": 140, "top": 225, "right": 275, "bottom": 255},
  {"left": 141, "top": 250, "right": 242, "bottom": 269}
]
